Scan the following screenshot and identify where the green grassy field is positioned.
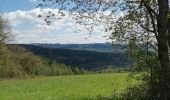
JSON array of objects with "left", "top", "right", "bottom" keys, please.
[{"left": 0, "top": 73, "right": 136, "bottom": 100}]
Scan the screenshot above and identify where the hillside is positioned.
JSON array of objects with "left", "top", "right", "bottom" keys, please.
[
  {"left": 32, "top": 43, "right": 126, "bottom": 53},
  {"left": 14, "top": 44, "right": 130, "bottom": 71}
]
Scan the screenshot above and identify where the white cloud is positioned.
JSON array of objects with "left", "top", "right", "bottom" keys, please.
[{"left": 3, "top": 8, "right": 111, "bottom": 44}]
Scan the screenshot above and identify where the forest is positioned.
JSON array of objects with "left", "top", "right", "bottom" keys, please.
[
  {"left": 0, "top": 0, "right": 170, "bottom": 100},
  {"left": 1, "top": 43, "right": 85, "bottom": 78},
  {"left": 17, "top": 44, "right": 129, "bottom": 70}
]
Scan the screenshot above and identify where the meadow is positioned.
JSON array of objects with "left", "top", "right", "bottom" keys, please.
[{"left": 0, "top": 73, "right": 136, "bottom": 100}]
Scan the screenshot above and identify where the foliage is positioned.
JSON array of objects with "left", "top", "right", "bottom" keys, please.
[
  {"left": 0, "top": 16, "right": 19, "bottom": 78},
  {"left": 9, "top": 45, "right": 43, "bottom": 76},
  {"left": 0, "top": 17, "right": 9, "bottom": 65},
  {"left": 97, "top": 67, "right": 129, "bottom": 74},
  {"left": 0, "top": 16, "right": 11, "bottom": 44},
  {"left": 121, "top": 37, "right": 160, "bottom": 99},
  {"left": 0, "top": 44, "right": 86, "bottom": 78}
]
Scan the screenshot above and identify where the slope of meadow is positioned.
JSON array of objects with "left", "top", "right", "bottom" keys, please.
[{"left": 0, "top": 73, "right": 136, "bottom": 100}]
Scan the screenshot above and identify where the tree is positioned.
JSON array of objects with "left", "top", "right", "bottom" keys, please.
[
  {"left": 0, "top": 16, "right": 10, "bottom": 57},
  {"left": 0, "top": 16, "right": 11, "bottom": 70},
  {"left": 37, "top": 0, "right": 170, "bottom": 99}
]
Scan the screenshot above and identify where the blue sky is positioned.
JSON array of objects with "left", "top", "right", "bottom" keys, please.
[
  {"left": 0, "top": 0, "right": 110, "bottom": 44},
  {"left": 0, "top": 0, "right": 35, "bottom": 12}
]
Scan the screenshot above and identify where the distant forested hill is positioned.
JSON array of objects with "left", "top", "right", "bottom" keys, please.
[
  {"left": 11, "top": 44, "right": 130, "bottom": 71},
  {"left": 32, "top": 43, "right": 126, "bottom": 53}
]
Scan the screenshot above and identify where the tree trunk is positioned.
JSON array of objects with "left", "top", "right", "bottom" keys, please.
[
  {"left": 168, "top": 17, "right": 170, "bottom": 47},
  {"left": 157, "top": 0, "right": 170, "bottom": 99}
]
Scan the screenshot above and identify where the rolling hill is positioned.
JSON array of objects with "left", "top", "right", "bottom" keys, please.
[
  {"left": 10, "top": 44, "right": 130, "bottom": 71},
  {"left": 32, "top": 43, "right": 126, "bottom": 53}
]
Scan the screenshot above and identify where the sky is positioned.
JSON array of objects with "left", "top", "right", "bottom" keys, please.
[{"left": 0, "top": 0, "right": 111, "bottom": 44}]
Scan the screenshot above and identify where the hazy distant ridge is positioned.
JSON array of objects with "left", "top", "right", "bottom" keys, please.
[{"left": 32, "top": 43, "right": 126, "bottom": 53}]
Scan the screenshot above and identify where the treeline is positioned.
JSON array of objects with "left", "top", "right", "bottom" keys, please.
[{"left": 0, "top": 45, "right": 86, "bottom": 78}]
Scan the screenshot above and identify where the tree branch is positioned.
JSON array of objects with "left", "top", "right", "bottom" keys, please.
[
  {"left": 140, "top": 25, "right": 155, "bottom": 33},
  {"left": 143, "top": 3, "right": 158, "bottom": 19},
  {"left": 143, "top": 3, "right": 158, "bottom": 40}
]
